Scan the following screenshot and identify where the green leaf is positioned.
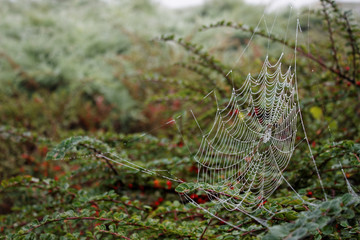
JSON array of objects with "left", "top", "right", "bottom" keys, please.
[
  {"left": 46, "top": 136, "right": 110, "bottom": 160},
  {"left": 343, "top": 209, "right": 355, "bottom": 219},
  {"left": 291, "top": 227, "right": 308, "bottom": 239},
  {"left": 317, "top": 216, "right": 330, "bottom": 228},
  {"left": 340, "top": 220, "right": 349, "bottom": 227},
  {"left": 266, "top": 226, "right": 289, "bottom": 239},
  {"left": 284, "top": 211, "right": 298, "bottom": 220},
  {"left": 175, "top": 182, "right": 198, "bottom": 193},
  {"left": 341, "top": 193, "right": 354, "bottom": 205}
]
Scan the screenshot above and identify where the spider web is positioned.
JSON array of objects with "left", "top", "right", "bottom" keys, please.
[
  {"left": 193, "top": 53, "right": 297, "bottom": 213},
  {"left": 173, "top": 11, "right": 332, "bottom": 227}
]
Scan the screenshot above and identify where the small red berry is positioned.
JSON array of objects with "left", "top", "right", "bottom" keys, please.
[
  {"left": 172, "top": 99, "right": 181, "bottom": 110},
  {"left": 345, "top": 66, "right": 350, "bottom": 71},
  {"left": 72, "top": 184, "right": 81, "bottom": 190},
  {"left": 91, "top": 204, "right": 98, "bottom": 209},
  {"left": 153, "top": 179, "right": 161, "bottom": 188},
  {"left": 189, "top": 165, "right": 198, "bottom": 173},
  {"left": 128, "top": 183, "right": 133, "bottom": 189},
  {"left": 39, "top": 146, "right": 48, "bottom": 156},
  {"left": 166, "top": 180, "right": 172, "bottom": 189},
  {"left": 53, "top": 165, "right": 61, "bottom": 171},
  {"left": 190, "top": 193, "right": 198, "bottom": 199}
]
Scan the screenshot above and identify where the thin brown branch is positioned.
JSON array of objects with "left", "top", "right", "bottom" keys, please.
[
  {"left": 200, "top": 22, "right": 358, "bottom": 87},
  {"left": 321, "top": 1, "right": 341, "bottom": 75},
  {"left": 199, "top": 218, "right": 214, "bottom": 240},
  {"left": 352, "top": 153, "right": 360, "bottom": 163},
  {"left": 80, "top": 143, "right": 119, "bottom": 176},
  {"left": 0, "top": 52, "right": 38, "bottom": 89},
  {"left": 241, "top": 228, "right": 266, "bottom": 236},
  {"left": 98, "top": 229, "right": 131, "bottom": 239},
  {"left": 177, "top": 41, "right": 232, "bottom": 86},
  {"left": 323, "top": 165, "right": 360, "bottom": 173},
  {"left": 180, "top": 213, "right": 205, "bottom": 221},
  {"left": 227, "top": 219, "right": 253, "bottom": 232},
  {"left": 22, "top": 216, "right": 134, "bottom": 234},
  {"left": 343, "top": 14, "right": 358, "bottom": 81},
  {"left": 98, "top": 199, "right": 143, "bottom": 211}
]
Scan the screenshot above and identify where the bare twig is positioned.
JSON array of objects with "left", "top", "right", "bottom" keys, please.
[
  {"left": 98, "top": 229, "right": 131, "bottom": 239},
  {"left": 22, "top": 216, "right": 143, "bottom": 234},
  {"left": 199, "top": 218, "right": 214, "bottom": 240},
  {"left": 80, "top": 143, "right": 119, "bottom": 176},
  {"left": 241, "top": 228, "right": 266, "bottom": 236},
  {"left": 343, "top": 14, "right": 359, "bottom": 81},
  {"left": 321, "top": 0, "right": 341, "bottom": 75}
]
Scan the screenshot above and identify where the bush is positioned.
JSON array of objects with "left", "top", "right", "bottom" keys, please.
[{"left": 0, "top": 0, "right": 359, "bottom": 239}]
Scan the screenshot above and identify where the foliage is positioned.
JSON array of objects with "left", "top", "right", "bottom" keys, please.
[{"left": 1, "top": 0, "right": 360, "bottom": 239}]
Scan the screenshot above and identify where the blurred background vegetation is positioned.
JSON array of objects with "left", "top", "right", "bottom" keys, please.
[{"left": 0, "top": 0, "right": 359, "bottom": 239}]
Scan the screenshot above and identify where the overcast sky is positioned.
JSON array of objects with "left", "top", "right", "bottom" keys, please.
[{"left": 156, "top": 0, "right": 318, "bottom": 10}]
